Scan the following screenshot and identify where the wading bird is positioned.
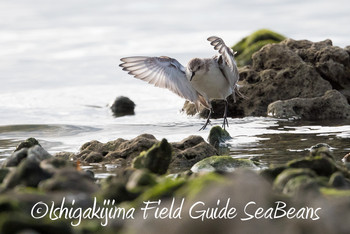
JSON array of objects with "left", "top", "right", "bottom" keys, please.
[{"left": 119, "top": 36, "right": 240, "bottom": 130}]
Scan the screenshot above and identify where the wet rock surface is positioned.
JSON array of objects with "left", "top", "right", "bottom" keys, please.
[
  {"left": 182, "top": 38, "right": 350, "bottom": 120},
  {"left": 110, "top": 96, "right": 135, "bottom": 117},
  {"left": 1, "top": 136, "right": 350, "bottom": 233},
  {"left": 73, "top": 134, "right": 218, "bottom": 174}
]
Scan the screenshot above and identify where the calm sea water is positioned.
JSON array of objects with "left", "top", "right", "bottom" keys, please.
[{"left": 1, "top": 0, "right": 350, "bottom": 170}]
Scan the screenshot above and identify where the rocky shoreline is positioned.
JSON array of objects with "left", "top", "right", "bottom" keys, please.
[
  {"left": 182, "top": 38, "right": 350, "bottom": 121},
  {"left": 1, "top": 126, "right": 350, "bottom": 233},
  {"left": 1, "top": 32, "right": 350, "bottom": 233}
]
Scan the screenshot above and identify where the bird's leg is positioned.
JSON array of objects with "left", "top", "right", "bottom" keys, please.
[
  {"left": 222, "top": 100, "right": 229, "bottom": 129},
  {"left": 199, "top": 107, "right": 213, "bottom": 131}
]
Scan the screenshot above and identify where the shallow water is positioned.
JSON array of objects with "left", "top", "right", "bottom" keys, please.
[{"left": 1, "top": 1, "right": 350, "bottom": 176}]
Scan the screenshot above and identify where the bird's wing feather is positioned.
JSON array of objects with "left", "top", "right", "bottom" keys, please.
[
  {"left": 119, "top": 56, "right": 202, "bottom": 107},
  {"left": 207, "top": 36, "right": 239, "bottom": 88}
]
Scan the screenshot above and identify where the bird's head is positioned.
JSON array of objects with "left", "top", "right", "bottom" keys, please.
[{"left": 187, "top": 58, "right": 206, "bottom": 81}]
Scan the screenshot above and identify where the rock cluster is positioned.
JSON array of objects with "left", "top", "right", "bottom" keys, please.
[
  {"left": 1, "top": 136, "right": 350, "bottom": 233},
  {"left": 183, "top": 38, "right": 350, "bottom": 120},
  {"left": 70, "top": 134, "right": 218, "bottom": 173}
]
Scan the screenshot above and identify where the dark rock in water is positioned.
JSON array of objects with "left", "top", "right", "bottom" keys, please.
[
  {"left": 132, "top": 139, "right": 172, "bottom": 175},
  {"left": 14, "top": 137, "right": 40, "bottom": 152},
  {"left": 170, "top": 136, "right": 218, "bottom": 173},
  {"left": 309, "top": 143, "right": 334, "bottom": 159},
  {"left": 207, "top": 126, "right": 232, "bottom": 148},
  {"left": 182, "top": 38, "right": 350, "bottom": 120},
  {"left": 267, "top": 90, "right": 350, "bottom": 120},
  {"left": 3, "top": 159, "right": 52, "bottom": 189},
  {"left": 287, "top": 156, "right": 338, "bottom": 177},
  {"left": 110, "top": 96, "right": 135, "bottom": 117},
  {"left": 39, "top": 168, "right": 98, "bottom": 194},
  {"left": 191, "top": 156, "right": 258, "bottom": 173}
]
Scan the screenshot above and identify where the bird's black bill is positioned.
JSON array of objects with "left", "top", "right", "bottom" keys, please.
[{"left": 190, "top": 72, "right": 195, "bottom": 81}]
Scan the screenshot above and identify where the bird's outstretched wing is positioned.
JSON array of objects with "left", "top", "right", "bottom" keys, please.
[
  {"left": 119, "top": 56, "right": 207, "bottom": 110},
  {"left": 207, "top": 36, "right": 239, "bottom": 89}
]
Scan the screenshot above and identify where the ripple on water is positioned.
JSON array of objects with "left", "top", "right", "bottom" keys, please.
[{"left": 0, "top": 118, "right": 349, "bottom": 173}]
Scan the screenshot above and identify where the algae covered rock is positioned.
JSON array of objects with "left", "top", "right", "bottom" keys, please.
[
  {"left": 132, "top": 138, "right": 172, "bottom": 175},
  {"left": 191, "top": 155, "right": 257, "bottom": 173},
  {"left": 309, "top": 143, "right": 334, "bottom": 159},
  {"left": 287, "top": 156, "right": 338, "bottom": 177},
  {"left": 207, "top": 126, "right": 232, "bottom": 148},
  {"left": 329, "top": 172, "right": 350, "bottom": 189},
  {"left": 126, "top": 169, "right": 157, "bottom": 193},
  {"left": 14, "top": 137, "right": 41, "bottom": 152},
  {"left": 273, "top": 168, "right": 317, "bottom": 192},
  {"left": 232, "top": 29, "right": 286, "bottom": 66},
  {"left": 110, "top": 96, "right": 135, "bottom": 117}
]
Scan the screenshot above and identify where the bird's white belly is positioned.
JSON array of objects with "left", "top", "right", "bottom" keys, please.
[{"left": 192, "top": 67, "right": 232, "bottom": 101}]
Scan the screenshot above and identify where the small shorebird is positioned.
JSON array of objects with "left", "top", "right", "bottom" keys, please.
[{"left": 119, "top": 36, "right": 240, "bottom": 130}]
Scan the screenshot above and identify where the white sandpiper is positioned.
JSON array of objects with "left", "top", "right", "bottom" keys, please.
[{"left": 119, "top": 36, "right": 241, "bottom": 130}]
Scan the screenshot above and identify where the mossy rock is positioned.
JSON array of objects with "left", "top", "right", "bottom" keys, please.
[
  {"left": 98, "top": 177, "right": 139, "bottom": 204},
  {"left": 126, "top": 169, "right": 157, "bottom": 193},
  {"left": 176, "top": 172, "right": 226, "bottom": 199},
  {"left": 207, "top": 126, "right": 232, "bottom": 148},
  {"left": 320, "top": 187, "right": 350, "bottom": 197},
  {"left": 329, "top": 172, "right": 350, "bottom": 188},
  {"left": 287, "top": 156, "right": 338, "bottom": 177},
  {"left": 191, "top": 155, "right": 258, "bottom": 173},
  {"left": 273, "top": 168, "right": 317, "bottom": 192},
  {"left": 260, "top": 166, "right": 287, "bottom": 181},
  {"left": 309, "top": 143, "right": 334, "bottom": 159},
  {"left": 14, "top": 137, "right": 41, "bottom": 152},
  {"left": 0, "top": 213, "right": 73, "bottom": 234},
  {"left": 132, "top": 177, "right": 186, "bottom": 207},
  {"left": 132, "top": 139, "right": 172, "bottom": 175},
  {"left": 0, "top": 196, "right": 20, "bottom": 213},
  {"left": 282, "top": 175, "right": 320, "bottom": 196},
  {"left": 232, "top": 29, "right": 286, "bottom": 66}
]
